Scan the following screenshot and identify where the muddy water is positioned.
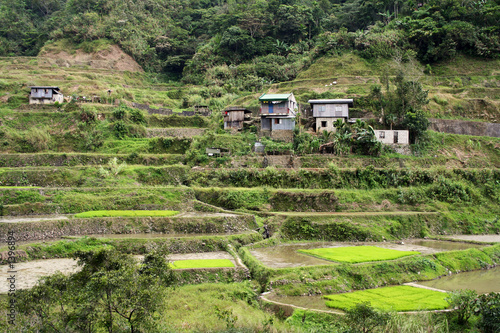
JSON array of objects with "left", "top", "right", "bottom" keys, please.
[
  {"left": 250, "top": 240, "right": 480, "bottom": 269},
  {"left": 408, "top": 239, "right": 482, "bottom": 251},
  {"left": 0, "top": 215, "right": 69, "bottom": 223},
  {"left": 444, "top": 235, "right": 500, "bottom": 243},
  {"left": 0, "top": 258, "right": 79, "bottom": 293},
  {"left": 417, "top": 266, "right": 500, "bottom": 294},
  {"left": 250, "top": 243, "right": 336, "bottom": 268}
]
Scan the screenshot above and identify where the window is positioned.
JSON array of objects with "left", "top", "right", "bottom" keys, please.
[
  {"left": 379, "top": 131, "right": 385, "bottom": 139},
  {"left": 335, "top": 106, "right": 343, "bottom": 116},
  {"left": 321, "top": 121, "right": 327, "bottom": 128},
  {"left": 274, "top": 118, "right": 281, "bottom": 125},
  {"left": 317, "top": 105, "right": 326, "bottom": 112},
  {"left": 394, "top": 131, "right": 399, "bottom": 143}
]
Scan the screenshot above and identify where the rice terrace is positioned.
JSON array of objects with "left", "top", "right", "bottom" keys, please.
[{"left": 1, "top": 0, "right": 500, "bottom": 331}]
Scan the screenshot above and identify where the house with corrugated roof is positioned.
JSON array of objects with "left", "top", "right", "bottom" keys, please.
[
  {"left": 259, "top": 93, "right": 297, "bottom": 141},
  {"left": 308, "top": 99, "right": 353, "bottom": 132},
  {"left": 29, "top": 86, "right": 64, "bottom": 105},
  {"left": 223, "top": 106, "right": 252, "bottom": 130}
]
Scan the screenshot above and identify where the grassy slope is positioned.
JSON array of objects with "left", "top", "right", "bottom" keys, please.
[{"left": 1, "top": 45, "right": 499, "bottom": 332}]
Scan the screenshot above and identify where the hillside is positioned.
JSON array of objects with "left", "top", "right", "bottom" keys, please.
[{"left": 1, "top": 1, "right": 500, "bottom": 331}]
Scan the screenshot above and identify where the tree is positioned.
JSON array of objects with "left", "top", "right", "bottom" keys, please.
[
  {"left": 402, "top": 109, "right": 429, "bottom": 144},
  {"left": 344, "top": 302, "right": 390, "bottom": 333},
  {"left": 16, "top": 248, "right": 173, "bottom": 332}
]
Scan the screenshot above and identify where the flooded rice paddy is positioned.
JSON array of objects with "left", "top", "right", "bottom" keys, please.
[
  {"left": 250, "top": 239, "right": 484, "bottom": 268},
  {"left": 444, "top": 235, "right": 500, "bottom": 243},
  {"left": 0, "top": 258, "right": 79, "bottom": 293},
  {"left": 416, "top": 266, "right": 500, "bottom": 294}
]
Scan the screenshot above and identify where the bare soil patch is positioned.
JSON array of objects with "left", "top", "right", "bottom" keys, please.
[{"left": 39, "top": 45, "right": 143, "bottom": 72}]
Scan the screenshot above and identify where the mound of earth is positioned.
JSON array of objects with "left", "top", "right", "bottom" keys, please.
[{"left": 39, "top": 44, "right": 143, "bottom": 72}]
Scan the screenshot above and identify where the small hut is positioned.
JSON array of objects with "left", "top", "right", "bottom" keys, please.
[
  {"left": 29, "top": 86, "right": 64, "bottom": 105},
  {"left": 223, "top": 106, "right": 252, "bottom": 130}
]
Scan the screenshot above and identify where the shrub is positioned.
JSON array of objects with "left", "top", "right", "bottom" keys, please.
[
  {"left": 113, "top": 107, "right": 127, "bottom": 120},
  {"left": 475, "top": 292, "right": 500, "bottom": 333},
  {"left": 113, "top": 121, "right": 128, "bottom": 139},
  {"left": 446, "top": 289, "right": 478, "bottom": 325},
  {"left": 344, "top": 302, "right": 390, "bottom": 333},
  {"left": 79, "top": 108, "right": 97, "bottom": 123},
  {"left": 129, "top": 109, "right": 146, "bottom": 124},
  {"left": 23, "top": 127, "right": 52, "bottom": 152}
]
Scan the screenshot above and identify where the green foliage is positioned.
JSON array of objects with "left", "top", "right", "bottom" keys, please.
[
  {"left": 427, "top": 178, "right": 477, "bottom": 203},
  {"left": 15, "top": 248, "right": 172, "bottom": 332},
  {"left": 446, "top": 289, "right": 478, "bottom": 325},
  {"left": 474, "top": 292, "right": 500, "bottom": 333},
  {"left": 403, "top": 109, "right": 430, "bottom": 144},
  {"left": 344, "top": 302, "right": 391, "bottom": 333}
]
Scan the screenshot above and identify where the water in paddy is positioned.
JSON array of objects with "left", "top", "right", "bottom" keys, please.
[
  {"left": 250, "top": 243, "right": 336, "bottom": 268},
  {"left": 264, "top": 293, "right": 339, "bottom": 313},
  {"left": 249, "top": 240, "right": 482, "bottom": 269},
  {"left": 408, "top": 240, "right": 482, "bottom": 251},
  {"left": 417, "top": 266, "right": 500, "bottom": 294}
]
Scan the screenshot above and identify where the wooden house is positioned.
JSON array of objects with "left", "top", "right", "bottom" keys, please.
[
  {"left": 223, "top": 106, "right": 252, "bottom": 130},
  {"left": 308, "top": 99, "right": 353, "bottom": 132},
  {"left": 29, "top": 86, "right": 64, "bottom": 105},
  {"left": 259, "top": 93, "right": 297, "bottom": 141}
]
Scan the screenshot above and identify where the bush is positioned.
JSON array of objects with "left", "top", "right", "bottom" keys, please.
[
  {"left": 475, "top": 293, "right": 500, "bottom": 333},
  {"left": 344, "top": 302, "right": 390, "bottom": 333},
  {"left": 113, "top": 121, "right": 128, "bottom": 139},
  {"left": 113, "top": 107, "right": 126, "bottom": 120},
  {"left": 23, "top": 127, "right": 52, "bottom": 152},
  {"left": 129, "top": 109, "right": 146, "bottom": 124},
  {"left": 446, "top": 289, "right": 478, "bottom": 325}
]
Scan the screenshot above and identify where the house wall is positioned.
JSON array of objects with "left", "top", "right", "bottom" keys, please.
[
  {"left": 261, "top": 117, "right": 271, "bottom": 130},
  {"left": 31, "top": 88, "right": 53, "bottom": 99},
  {"left": 271, "top": 117, "right": 295, "bottom": 131},
  {"left": 374, "top": 130, "right": 409, "bottom": 144},
  {"left": 29, "top": 94, "right": 64, "bottom": 105},
  {"left": 224, "top": 110, "right": 245, "bottom": 129},
  {"left": 260, "top": 96, "right": 297, "bottom": 116},
  {"left": 312, "top": 103, "right": 349, "bottom": 118},
  {"left": 316, "top": 117, "right": 345, "bottom": 133}
]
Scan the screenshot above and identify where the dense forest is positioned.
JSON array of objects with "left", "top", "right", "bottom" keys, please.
[{"left": 1, "top": 0, "right": 499, "bottom": 84}]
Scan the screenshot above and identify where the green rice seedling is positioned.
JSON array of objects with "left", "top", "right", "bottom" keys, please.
[
  {"left": 74, "top": 210, "right": 179, "bottom": 218},
  {"left": 324, "top": 285, "right": 449, "bottom": 312},
  {"left": 170, "top": 259, "right": 235, "bottom": 269},
  {"left": 298, "top": 246, "right": 420, "bottom": 264}
]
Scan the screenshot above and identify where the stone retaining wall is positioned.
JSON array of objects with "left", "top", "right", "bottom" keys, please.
[
  {"left": 132, "top": 103, "right": 211, "bottom": 116},
  {"left": 147, "top": 128, "right": 205, "bottom": 138},
  {"left": 430, "top": 118, "right": 500, "bottom": 138}
]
